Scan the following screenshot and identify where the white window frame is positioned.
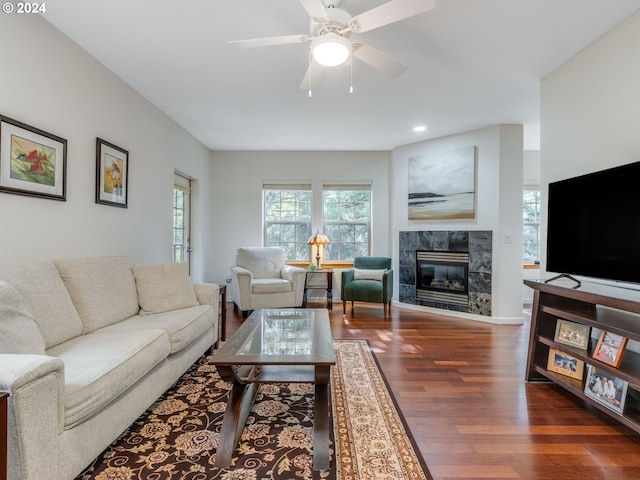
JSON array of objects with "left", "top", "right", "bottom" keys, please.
[
  {"left": 173, "top": 173, "right": 191, "bottom": 268},
  {"left": 322, "top": 182, "right": 372, "bottom": 262},
  {"left": 523, "top": 186, "right": 541, "bottom": 265},
  {"left": 262, "top": 181, "right": 312, "bottom": 261}
]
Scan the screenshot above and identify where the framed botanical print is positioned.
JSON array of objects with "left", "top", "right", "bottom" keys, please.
[
  {"left": 0, "top": 115, "right": 67, "bottom": 201},
  {"left": 96, "top": 137, "right": 128, "bottom": 208}
]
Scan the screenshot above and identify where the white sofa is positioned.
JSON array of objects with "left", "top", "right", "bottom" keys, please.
[
  {"left": 0, "top": 256, "right": 219, "bottom": 480},
  {"left": 230, "top": 247, "right": 306, "bottom": 317}
]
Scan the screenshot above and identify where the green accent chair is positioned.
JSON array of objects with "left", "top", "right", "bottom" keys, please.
[{"left": 341, "top": 256, "right": 393, "bottom": 316}]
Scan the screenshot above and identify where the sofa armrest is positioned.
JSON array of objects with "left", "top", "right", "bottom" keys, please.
[
  {"left": 193, "top": 283, "right": 220, "bottom": 338},
  {"left": 341, "top": 269, "right": 355, "bottom": 298},
  {"left": 230, "top": 265, "right": 253, "bottom": 310},
  {"left": 382, "top": 269, "right": 393, "bottom": 302},
  {"left": 282, "top": 266, "right": 307, "bottom": 306},
  {"left": 281, "top": 265, "right": 305, "bottom": 282},
  {"left": 193, "top": 283, "right": 220, "bottom": 307},
  {"left": 0, "top": 354, "right": 64, "bottom": 480}
]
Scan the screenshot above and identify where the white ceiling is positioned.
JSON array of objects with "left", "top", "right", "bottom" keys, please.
[{"left": 43, "top": 0, "right": 639, "bottom": 151}]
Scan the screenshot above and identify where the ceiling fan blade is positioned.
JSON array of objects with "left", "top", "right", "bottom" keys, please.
[
  {"left": 230, "top": 34, "right": 310, "bottom": 49},
  {"left": 299, "top": 61, "right": 324, "bottom": 90},
  {"left": 298, "top": 0, "right": 329, "bottom": 21},
  {"left": 349, "top": 0, "right": 436, "bottom": 33},
  {"left": 352, "top": 43, "right": 407, "bottom": 77}
]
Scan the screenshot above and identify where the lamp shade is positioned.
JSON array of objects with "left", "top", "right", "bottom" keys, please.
[
  {"left": 307, "top": 230, "right": 330, "bottom": 246},
  {"left": 311, "top": 33, "right": 351, "bottom": 67}
]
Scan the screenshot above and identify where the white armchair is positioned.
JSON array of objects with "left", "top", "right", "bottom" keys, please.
[{"left": 230, "top": 247, "right": 306, "bottom": 318}]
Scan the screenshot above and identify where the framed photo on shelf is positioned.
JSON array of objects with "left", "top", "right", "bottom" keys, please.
[
  {"left": 584, "top": 364, "right": 628, "bottom": 414},
  {"left": 554, "top": 319, "right": 590, "bottom": 350},
  {"left": 592, "top": 331, "right": 628, "bottom": 368},
  {"left": 547, "top": 348, "right": 585, "bottom": 380},
  {"left": 96, "top": 137, "right": 128, "bottom": 208},
  {"left": 0, "top": 115, "right": 67, "bottom": 201}
]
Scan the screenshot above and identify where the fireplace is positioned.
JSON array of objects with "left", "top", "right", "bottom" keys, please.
[
  {"left": 416, "top": 250, "right": 469, "bottom": 306},
  {"left": 399, "top": 230, "right": 492, "bottom": 316}
]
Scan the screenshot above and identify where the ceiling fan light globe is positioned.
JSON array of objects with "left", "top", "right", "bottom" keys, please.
[{"left": 311, "top": 34, "right": 351, "bottom": 67}]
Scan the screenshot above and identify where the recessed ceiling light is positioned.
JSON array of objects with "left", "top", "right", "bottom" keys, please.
[{"left": 413, "top": 125, "right": 427, "bottom": 132}]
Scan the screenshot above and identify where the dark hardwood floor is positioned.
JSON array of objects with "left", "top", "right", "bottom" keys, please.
[{"left": 224, "top": 301, "right": 640, "bottom": 480}]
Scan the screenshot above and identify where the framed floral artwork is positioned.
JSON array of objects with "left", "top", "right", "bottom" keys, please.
[
  {"left": 96, "top": 137, "right": 128, "bottom": 208},
  {"left": 0, "top": 115, "right": 67, "bottom": 201}
]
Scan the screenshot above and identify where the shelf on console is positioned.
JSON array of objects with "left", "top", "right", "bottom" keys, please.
[{"left": 525, "top": 279, "right": 640, "bottom": 435}]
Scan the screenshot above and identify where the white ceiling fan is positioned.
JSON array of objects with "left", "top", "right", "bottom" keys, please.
[{"left": 230, "top": 0, "right": 436, "bottom": 91}]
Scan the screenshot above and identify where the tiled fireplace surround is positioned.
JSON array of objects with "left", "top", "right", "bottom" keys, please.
[{"left": 399, "top": 230, "right": 493, "bottom": 316}]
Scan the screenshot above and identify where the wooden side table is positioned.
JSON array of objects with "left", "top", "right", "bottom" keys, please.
[
  {"left": 1, "top": 392, "right": 8, "bottom": 480},
  {"left": 219, "top": 284, "right": 227, "bottom": 343},
  {"left": 302, "top": 269, "right": 333, "bottom": 309}
]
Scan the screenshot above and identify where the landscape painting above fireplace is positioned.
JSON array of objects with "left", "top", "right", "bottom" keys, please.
[{"left": 408, "top": 146, "right": 476, "bottom": 220}]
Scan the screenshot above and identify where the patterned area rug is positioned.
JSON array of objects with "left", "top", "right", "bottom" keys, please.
[{"left": 77, "top": 339, "right": 432, "bottom": 480}]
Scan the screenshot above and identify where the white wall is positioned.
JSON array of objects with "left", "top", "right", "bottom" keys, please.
[
  {"left": 0, "top": 14, "right": 213, "bottom": 280},
  {"left": 523, "top": 150, "right": 541, "bottom": 303},
  {"left": 207, "top": 150, "right": 391, "bottom": 285},
  {"left": 391, "top": 125, "right": 524, "bottom": 324},
  {"left": 523, "top": 150, "right": 541, "bottom": 187},
  {"left": 540, "top": 10, "right": 640, "bottom": 288}
]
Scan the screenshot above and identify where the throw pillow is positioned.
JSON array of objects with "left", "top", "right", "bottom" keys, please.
[
  {"left": 353, "top": 268, "right": 386, "bottom": 281},
  {"left": 132, "top": 262, "right": 199, "bottom": 315},
  {"left": 0, "top": 280, "right": 46, "bottom": 354}
]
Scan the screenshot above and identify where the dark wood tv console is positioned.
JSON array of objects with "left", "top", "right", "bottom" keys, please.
[
  {"left": 1, "top": 392, "right": 7, "bottom": 480},
  {"left": 525, "top": 279, "right": 640, "bottom": 433}
]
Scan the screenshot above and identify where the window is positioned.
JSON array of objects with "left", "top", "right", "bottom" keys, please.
[
  {"left": 523, "top": 188, "right": 540, "bottom": 264},
  {"left": 173, "top": 173, "right": 191, "bottom": 265},
  {"left": 323, "top": 183, "right": 371, "bottom": 261},
  {"left": 263, "top": 183, "right": 312, "bottom": 261}
]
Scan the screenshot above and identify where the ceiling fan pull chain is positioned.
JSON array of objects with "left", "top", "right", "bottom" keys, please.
[
  {"left": 350, "top": 57, "right": 354, "bottom": 94},
  {"left": 308, "top": 50, "right": 313, "bottom": 98}
]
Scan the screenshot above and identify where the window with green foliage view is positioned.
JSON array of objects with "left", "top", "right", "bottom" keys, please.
[
  {"left": 523, "top": 189, "right": 541, "bottom": 264},
  {"left": 323, "top": 186, "right": 371, "bottom": 261},
  {"left": 263, "top": 187, "right": 312, "bottom": 261}
]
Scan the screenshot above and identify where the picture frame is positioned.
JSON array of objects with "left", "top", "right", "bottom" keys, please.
[
  {"left": 554, "top": 319, "right": 590, "bottom": 350},
  {"left": 584, "top": 364, "right": 628, "bottom": 414},
  {"left": 408, "top": 146, "right": 477, "bottom": 220},
  {"left": 547, "top": 348, "right": 585, "bottom": 380},
  {"left": 0, "top": 115, "right": 67, "bottom": 201},
  {"left": 96, "top": 137, "right": 128, "bottom": 208},
  {"left": 592, "top": 331, "right": 628, "bottom": 368}
]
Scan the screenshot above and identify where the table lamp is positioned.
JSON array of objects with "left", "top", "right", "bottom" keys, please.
[{"left": 307, "top": 230, "right": 330, "bottom": 270}]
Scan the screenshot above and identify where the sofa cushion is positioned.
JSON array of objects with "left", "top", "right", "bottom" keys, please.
[
  {"left": 54, "top": 257, "right": 140, "bottom": 334},
  {"left": 236, "top": 247, "right": 285, "bottom": 279},
  {"left": 252, "top": 278, "right": 293, "bottom": 294},
  {"left": 132, "top": 262, "right": 199, "bottom": 315},
  {"left": 46, "top": 329, "right": 170, "bottom": 428},
  {"left": 97, "top": 304, "right": 214, "bottom": 354},
  {"left": 354, "top": 268, "right": 386, "bottom": 281},
  {"left": 0, "top": 261, "right": 83, "bottom": 348},
  {"left": 0, "top": 281, "right": 46, "bottom": 354}
]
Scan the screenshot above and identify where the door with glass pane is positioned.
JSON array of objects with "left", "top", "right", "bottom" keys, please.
[{"left": 173, "top": 173, "right": 191, "bottom": 269}]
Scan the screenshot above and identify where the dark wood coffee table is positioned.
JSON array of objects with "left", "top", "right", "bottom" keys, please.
[{"left": 211, "top": 308, "right": 335, "bottom": 470}]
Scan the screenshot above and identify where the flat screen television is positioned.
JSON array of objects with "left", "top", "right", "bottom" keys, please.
[{"left": 546, "top": 160, "right": 640, "bottom": 285}]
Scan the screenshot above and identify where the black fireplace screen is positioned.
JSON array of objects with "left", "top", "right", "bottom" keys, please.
[{"left": 416, "top": 251, "right": 469, "bottom": 296}]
